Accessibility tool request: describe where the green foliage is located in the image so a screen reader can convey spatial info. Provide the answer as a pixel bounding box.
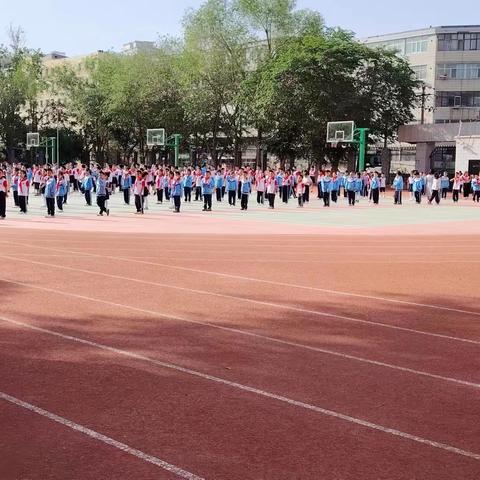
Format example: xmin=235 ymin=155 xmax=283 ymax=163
xmin=1 ymin=4 xmax=419 ymax=167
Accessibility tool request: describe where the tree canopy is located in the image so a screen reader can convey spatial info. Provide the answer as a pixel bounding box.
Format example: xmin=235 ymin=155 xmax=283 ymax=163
xmin=0 ymin=1 xmax=419 ymax=166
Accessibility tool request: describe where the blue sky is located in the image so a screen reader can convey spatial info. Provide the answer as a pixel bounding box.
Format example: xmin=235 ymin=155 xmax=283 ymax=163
xmin=0 ymin=0 xmax=478 ymax=56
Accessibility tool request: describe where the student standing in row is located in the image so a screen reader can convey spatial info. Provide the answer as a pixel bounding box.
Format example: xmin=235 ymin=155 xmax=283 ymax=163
xmin=321 ymin=171 xmax=332 ymax=207
xmin=121 ymin=169 xmax=132 ymax=205
xmin=82 ymin=170 xmax=94 ymax=206
xmin=170 ymin=171 xmax=183 ymax=213
xmin=413 ymin=173 xmax=424 ymax=204
xmin=440 ymin=172 xmax=450 ymax=199
xmin=428 ymin=173 xmax=441 ymax=205
xmin=472 ymin=175 xmax=480 ymax=202
xmin=265 ymin=170 xmax=277 ymax=209
xmin=183 ymin=169 xmax=193 ymax=203
xmin=0 ymin=169 xmax=8 ymax=219
xmin=393 ymin=172 xmax=404 ymax=205
xmin=370 ymin=172 xmax=380 ymax=205
xmin=44 ymin=169 xmax=56 ymax=217
xmin=96 ymin=171 xmax=110 ymax=216
xmin=240 ymin=173 xmax=252 ymax=211
xmin=345 ymin=173 xmax=356 ymax=206
xmin=226 ymin=171 xmax=237 ymax=206
xmin=56 ymin=172 xmax=67 ymax=212
xmin=202 ymin=171 xmax=214 ymax=211
xmin=452 ymin=174 xmax=462 ymax=203
xmin=17 ymin=170 xmax=29 ymax=214
xmin=134 ymin=172 xmax=146 ymax=214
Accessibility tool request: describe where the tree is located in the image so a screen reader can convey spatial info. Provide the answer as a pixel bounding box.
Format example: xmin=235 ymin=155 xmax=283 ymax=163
xmin=244 ymin=33 xmax=418 ymax=168
xmin=179 ymin=0 xmax=253 ymax=165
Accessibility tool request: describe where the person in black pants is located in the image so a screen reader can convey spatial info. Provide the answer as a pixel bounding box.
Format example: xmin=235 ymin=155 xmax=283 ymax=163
xmin=0 ymin=169 xmax=7 ymax=219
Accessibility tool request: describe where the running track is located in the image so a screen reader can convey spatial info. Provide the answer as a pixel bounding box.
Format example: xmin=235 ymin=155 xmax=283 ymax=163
xmin=0 ymin=229 xmax=479 ymax=479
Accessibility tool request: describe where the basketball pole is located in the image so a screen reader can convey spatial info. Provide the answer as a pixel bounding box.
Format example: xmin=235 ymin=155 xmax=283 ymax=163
xmin=355 ymin=128 xmax=369 ymax=172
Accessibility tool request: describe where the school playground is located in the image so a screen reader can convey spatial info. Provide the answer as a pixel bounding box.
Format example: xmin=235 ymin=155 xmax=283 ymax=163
xmin=0 ymin=192 xmax=479 ymax=480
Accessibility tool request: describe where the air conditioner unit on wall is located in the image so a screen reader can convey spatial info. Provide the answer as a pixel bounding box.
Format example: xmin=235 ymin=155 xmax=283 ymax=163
xmin=439 ymin=74 xmax=448 ymax=80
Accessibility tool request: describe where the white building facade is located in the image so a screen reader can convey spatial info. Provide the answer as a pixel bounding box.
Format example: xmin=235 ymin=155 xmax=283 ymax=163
xmin=364 ymin=26 xmax=480 ymax=173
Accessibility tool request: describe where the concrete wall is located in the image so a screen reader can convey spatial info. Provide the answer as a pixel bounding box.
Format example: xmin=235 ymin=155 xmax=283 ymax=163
xmin=456 ymin=135 xmax=480 ymax=172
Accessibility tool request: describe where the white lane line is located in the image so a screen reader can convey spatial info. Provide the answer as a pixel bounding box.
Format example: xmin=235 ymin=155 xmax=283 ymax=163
xmin=1 ymin=254 xmax=479 ymax=348
xmin=1 ymin=299 xmax=479 ymax=393
xmin=0 ymin=391 xmax=204 ymax=480
xmin=1 ymin=239 xmax=477 ymax=317
xmin=1 ymin=318 xmax=480 ymax=463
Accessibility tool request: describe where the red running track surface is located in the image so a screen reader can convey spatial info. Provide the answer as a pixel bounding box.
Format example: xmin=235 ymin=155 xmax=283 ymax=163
xmin=0 ymin=230 xmax=479 ymax=480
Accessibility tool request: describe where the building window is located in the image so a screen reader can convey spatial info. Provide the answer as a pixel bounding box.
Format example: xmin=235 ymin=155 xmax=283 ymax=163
xmin=411 ymin=65 xmax=428 ymax=80
xmin=438 ymin=33 xmax=480 ymax=51
xmin=436 ymin=91 xmax=480 ymax=107
xmin=437 ymin=63 xmax=480 ymax=80
xmin=369 ymin=39 xmax=406 ymax=55
xmin=406 ymin=36 xmax=429 ymax=54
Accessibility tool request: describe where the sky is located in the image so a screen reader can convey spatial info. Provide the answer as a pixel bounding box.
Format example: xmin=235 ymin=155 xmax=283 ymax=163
xmin=0 ymin=0 xmax=478 ymax=56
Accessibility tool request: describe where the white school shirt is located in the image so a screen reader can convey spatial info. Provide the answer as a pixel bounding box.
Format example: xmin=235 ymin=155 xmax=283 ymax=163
xmin=257 ymin=177 xmax=265 ymax=191
xmin=380 ymin=177 xmax=386 ymax=188
xmin=432 ymin=178 xmax=440 ymax=191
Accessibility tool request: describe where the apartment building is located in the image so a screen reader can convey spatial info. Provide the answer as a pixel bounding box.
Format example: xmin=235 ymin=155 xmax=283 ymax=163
xmin=364 ymin=26 xmax=480 ymax=173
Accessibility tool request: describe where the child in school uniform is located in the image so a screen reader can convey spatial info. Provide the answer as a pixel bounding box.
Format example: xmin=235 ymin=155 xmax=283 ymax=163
xmin=451 ymin=174 xmax=462 ymax=203
xmin=440 ymin=172 xmax=450 ymax=199
xmin=370 ymin=172 xmax=380 ymax=205
xmin=296 ymin=174 xmax=305 ymax=207
xmin=226 ymin=171 xmax=238 ymax=206
xmin=392 ymin=172 xmax=404 ymax=205
xmin=330 ymin=173 xmax=339 ymax=203
xmin=96 ymin=171 xmax=110 ymax=216
xmin=202 ymin=170 xmax=215 ymax=211
xmin=183 ymin=169 xmax=193 ymax=202
xmin=17 ymin=170 xmax=30 ymax=214
xmin=240 ymin=173 xmax=252 ymax=211
xmin=412 ymin=173 xmax=424 ymax=204
xmin=265 ymin=170 xmax=277 ymax=209
xmin=0 ymin=168 xmax=8 ymax=219
xmin=345 ymin=173 xmax=356 ymax=206
xmin=56 ymin=172 xmax=67 ymax=212
xmin=82 ymin=170 xmax=94 ymax=206
xmin=321 ymin=171 xmax=332 ymax=207
xmin=171 ymin=171 xmax=183 ymax=213
xmin=256 ymin=172 xmax=265 ymax=205
xmin=121 ymin=168 xmax=132 ymax=205
xmin=44 ymin=169 xmax=56 ymax=217
xmin=133 ymin=172 xmax=146 ymax=214
xmin=472 ymin=175 xmax=480 ymax=203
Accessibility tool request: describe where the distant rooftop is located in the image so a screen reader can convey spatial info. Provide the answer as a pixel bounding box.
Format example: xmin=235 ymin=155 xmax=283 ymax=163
xmin=363 ymin=25 xmax=480 ymax=43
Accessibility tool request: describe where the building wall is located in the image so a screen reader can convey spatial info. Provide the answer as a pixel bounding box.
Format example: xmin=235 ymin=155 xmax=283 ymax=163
xmin=455 ymin=135 xmax=480 ymax=172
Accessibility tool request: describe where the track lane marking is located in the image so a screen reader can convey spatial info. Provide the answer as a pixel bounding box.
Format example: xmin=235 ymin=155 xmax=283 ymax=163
xmin=0 ymin=391 xmax=204 ymax=480
xmin=1 ymin=239 xmax=478 ymax=317
xmin=1 ymin=315 xmax=480 ymax=463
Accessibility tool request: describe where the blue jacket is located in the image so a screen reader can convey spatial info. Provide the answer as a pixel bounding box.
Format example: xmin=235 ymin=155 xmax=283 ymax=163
xmin=45 ymin=177 xmax=57 ymax=198
xmin=83 ymin=176 xmax=93 ymax=192
xmin=121 ymin=175 xmax=132 ymax=189
xmin=440 ymin=176 xmax=450 ymax=189
xmin=97 ymin=178 xmax=107 ymax=196
xmin=413 ymin=178 xmax=424 ymax=192
xmin=183 ymin=175 xmax=193 ymax=188
xmin=56 ymin=180 xmax=67 ymax=197
xmin=354 ymin=179 xmax=363 ymax=192
xmin=214 ymin=175 xmax=224 ymax=188
xmin=345 ymin=177 xmax=356 ymax=191
xmin=392 ymin=176 xmax=404 ymax=191
xmin=276 ymin=175 xmax=283 ymax=187
xmin=370 ymin=178 xmax=380 ymax=189
xmin=171 ymin=180 xmax=183 ymax=197
xmin=241 ymin=179 xmax=252 ymax=194
xmin=321 ymin=177 xmax=332 ymax=193
xmin=226 ymin=176 xmax=238 ymax=191
xmin=202 ymin=177 xmax=215 ymax=195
